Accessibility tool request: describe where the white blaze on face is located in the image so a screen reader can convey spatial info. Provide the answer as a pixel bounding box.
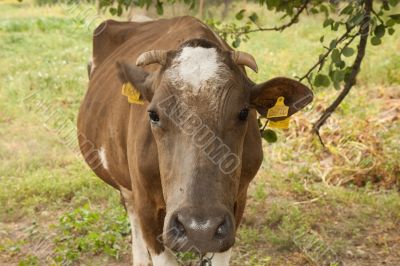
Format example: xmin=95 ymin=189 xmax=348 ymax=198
xmin=98 ymin=146 xmax=108 ymax=170
xmin=177 ymin=47 xmax=220 ymax=89
xmin=167 ymin=46 xmax=229 ymax=96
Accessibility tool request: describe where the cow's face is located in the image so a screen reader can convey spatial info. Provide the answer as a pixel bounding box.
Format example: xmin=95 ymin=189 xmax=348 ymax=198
xmin=118 ymin=39 xmax=312 ymax=254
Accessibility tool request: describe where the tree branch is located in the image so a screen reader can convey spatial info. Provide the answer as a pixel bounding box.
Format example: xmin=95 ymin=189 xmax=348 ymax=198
xmin=371 ymin=8 xmax=385 ymax=24
xmin=298 ymin=24 xmax=357 ymax=82
xmin=313 ymin=0 xmax=373 ymax=136
xmin=238 ymin=0 xmax=310 ymax=35
xmin=342 ymin=33 xmax=359 ymax=49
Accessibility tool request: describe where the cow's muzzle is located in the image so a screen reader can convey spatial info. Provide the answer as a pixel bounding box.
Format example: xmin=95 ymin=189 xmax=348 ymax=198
xmin=164 ymin=207 xmax=235 ymax=253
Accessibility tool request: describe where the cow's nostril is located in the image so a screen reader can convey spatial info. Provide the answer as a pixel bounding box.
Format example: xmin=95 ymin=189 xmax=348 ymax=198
xmin=173 ymin=216 xmax=186 ymax=238
xmin=166 ymin=210 xmax=235 ymax=253
xmin=215 ymin=218 xmax=229 ymax=239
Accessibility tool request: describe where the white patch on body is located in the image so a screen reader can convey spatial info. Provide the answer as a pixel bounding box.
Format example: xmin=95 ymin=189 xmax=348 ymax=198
xmin=98 ymin=146 xmax=108 ymax=170
xmin=120 ymin=188 xmax=151 ymax=266
xmin=207 ymin=248 xmax=232 ymax=266
xmin=89 ymin=57 xmax=97 ymax=77
xmin=151 ymin=249 xmax=179 ymax=266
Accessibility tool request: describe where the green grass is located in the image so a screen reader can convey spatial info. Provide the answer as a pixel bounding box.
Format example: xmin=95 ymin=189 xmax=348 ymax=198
xmin=1 ymin=1 xmax=400 ymax=265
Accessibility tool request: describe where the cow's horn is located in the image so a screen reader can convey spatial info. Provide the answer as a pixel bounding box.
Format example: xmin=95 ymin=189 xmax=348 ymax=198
xmin=136 ymin=50 xmax=167 ymax=66
xmin=231 ymin=51 xmax=258 ymax=73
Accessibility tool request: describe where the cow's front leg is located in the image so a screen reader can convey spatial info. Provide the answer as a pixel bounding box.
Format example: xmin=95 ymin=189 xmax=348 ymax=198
xmin=206 ymin=248 xmax=232 ymax=266
xmin=121 ymin=188 xmax=152 ymax=266
xmin=121 ymin=187 xmax=179 ymax=266
xmin=126 ymin=207 xmax=152 ymax=265
xmin=150 ymin=248 xmax=179 ymax=266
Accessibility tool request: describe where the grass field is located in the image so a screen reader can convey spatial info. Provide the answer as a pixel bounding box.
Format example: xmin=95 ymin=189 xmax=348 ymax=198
xmin=0 ymin=1 xmax=399 ymax=265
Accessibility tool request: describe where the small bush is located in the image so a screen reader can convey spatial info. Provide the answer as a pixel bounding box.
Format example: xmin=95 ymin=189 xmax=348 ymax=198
xmin=53 ymin=204 xmax=130 ymax=265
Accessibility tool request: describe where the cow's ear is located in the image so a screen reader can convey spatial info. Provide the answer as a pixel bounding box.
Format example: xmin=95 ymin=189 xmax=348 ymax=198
xmin=116 ymin=61 xmax=155 ymax=101
xmin=250 ymin=77 xmax=313 ymax=120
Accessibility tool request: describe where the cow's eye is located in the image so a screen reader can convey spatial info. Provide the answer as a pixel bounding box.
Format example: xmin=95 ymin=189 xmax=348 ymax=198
xmin=148 ymin=110 xmax=160 ymax=123
xmin=238 ymin=108 xmax=249 ymax=121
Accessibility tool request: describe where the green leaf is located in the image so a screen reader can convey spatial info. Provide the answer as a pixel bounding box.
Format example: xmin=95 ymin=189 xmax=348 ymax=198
xmin=343 ymin=66 xmax=353 ymax=83
xmin=249 ymin=12 xmax=259 ymax=23
xmin=389 ymin=0 xmax=399 ymax=7
xmin=333 ymin=81 xmax=341 ymax=90
xmin=329 ymin=39 xmax=337 ymax=49
xmin=370 ymin=36 xmax=382 ymax=46
xmin=374 ymin=24 xmax=385 ymax=38
xmin=319 ymin=4 xmax=329 ymax=16
xmin=145 ymin=0 xmax=152 ymax=9
xmin=331 ymin=48 xmax=341 ymax=63
xmin=310 ymin=7 xmax=319 ymax=14
xmin=347 ymin=10 xmax=364 ymax=27
xmin=156 ymin=1 xmax=163 ymax=15
xmin=323 ymin=18 xmax=334 ymax=28
xmin=235 ymin=9 xmax=246 ymax=20
xmin=340 ymin=4 xmax=353 ymax=15
xmin=388 ymin=28 xmax=395 ymax=35
xmin=232 ymin=38 xmax=241 ymax=48
xmin=117 ymin=5 xmax=123 ymax=16
xmin=389 ymin=14 xmax=400 ymax=23
xmin=266 ymin=0 xmax=279 ymax=10
xmin=342 ymin=47 xmax=354 ymax=57
xmin=333 ymin=70 xmax=345 ymax=83
xmin=335 ymin=60 xmax=345 ymax=69
xmin=383 ymin=1 xmax=390 ymax=10
xmin=386 ymin=19 xmax=395 ymax=27
xmin=109 ymin=7 xmax=117 ymax=16
xmin=320 ymin=35 xmax=325 ymax=43
xmin=314 ymin=74 xmax=330 ymax=87
xmin=331 ymin=22 xmax=340 ymax=31
xmin=261 ymin=129 xmax=278 ymax=143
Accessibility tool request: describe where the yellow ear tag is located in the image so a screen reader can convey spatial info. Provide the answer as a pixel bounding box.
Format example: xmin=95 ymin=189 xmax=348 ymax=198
xmin=122 ymin=82 xmax=144 ymax=105
xmin=266 ymin=96 xmax=289 ymax=118
xmin=267 ymin=117 xmax=290 ymax=129
xmin=266 ymin=96 xmax=290 ymax=129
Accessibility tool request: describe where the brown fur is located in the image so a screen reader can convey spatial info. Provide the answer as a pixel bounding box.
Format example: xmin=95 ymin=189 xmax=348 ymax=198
xmin=77 ymin=16 xmax=313 ymax=257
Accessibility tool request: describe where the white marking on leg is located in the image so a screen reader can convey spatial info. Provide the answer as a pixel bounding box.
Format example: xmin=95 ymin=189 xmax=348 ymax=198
xmin=151 ymin=249 xmax=179 ymax=266
xmin=98 ymin=146 xmax=108 ymax=170
xmin=208 ymin=248 xmax=232 ymax=266
xmin=127 ymin=210 xmax=150 ymax=265
xmin=121 ymin=188 xmax=151 ymax=266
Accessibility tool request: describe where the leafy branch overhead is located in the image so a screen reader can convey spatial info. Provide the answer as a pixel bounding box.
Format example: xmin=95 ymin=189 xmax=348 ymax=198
xmin=99 ymin=0 xmax=196 ymax=16
xmin=101 ymin=0 xmax=400 ymax=143
xmin=220 ymin=0 xmax=399 ymax=143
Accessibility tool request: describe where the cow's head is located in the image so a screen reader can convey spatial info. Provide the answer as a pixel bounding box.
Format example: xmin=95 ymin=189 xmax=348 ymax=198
xmin=118 ymin=39 xmax=312 ymax=254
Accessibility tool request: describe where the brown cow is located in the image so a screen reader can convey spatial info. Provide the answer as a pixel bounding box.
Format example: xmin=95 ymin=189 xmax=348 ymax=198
xmin=78 ymin=16 xmax=313 ymax=266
